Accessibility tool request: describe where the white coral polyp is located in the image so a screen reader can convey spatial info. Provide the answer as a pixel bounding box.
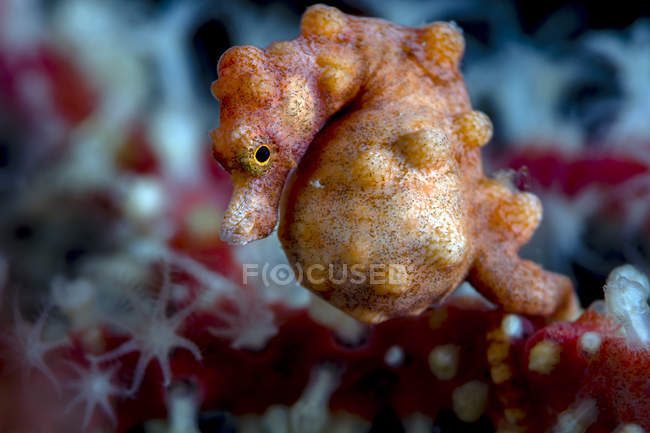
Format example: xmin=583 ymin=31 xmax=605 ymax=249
xmin=208 ymin=292 xmax=277 ymax=350
xmin=96 ymin=264 xmax=201 ymax=393
xmin=66 ymin=361 xmax=123 ymax=430
xmin=604 ymin=264 xmax=650 ymax=345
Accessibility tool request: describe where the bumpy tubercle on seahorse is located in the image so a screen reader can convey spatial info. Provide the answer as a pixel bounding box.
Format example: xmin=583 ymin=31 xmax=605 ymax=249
xmin=210 ymin=4 xmax=580 ymax=323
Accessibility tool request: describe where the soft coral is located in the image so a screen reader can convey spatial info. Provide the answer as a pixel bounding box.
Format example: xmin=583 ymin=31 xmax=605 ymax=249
xmin=96 ymin=263 xmax=201 ymax=393
xmin=3 ymin=301 xmax=68 ymax=391
xmin=65 ymin=359 xmax=124 ymax=429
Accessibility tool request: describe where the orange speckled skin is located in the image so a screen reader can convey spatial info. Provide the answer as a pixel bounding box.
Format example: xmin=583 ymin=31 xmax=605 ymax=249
xmin=211 ymin=5 xmax=579 ymax=323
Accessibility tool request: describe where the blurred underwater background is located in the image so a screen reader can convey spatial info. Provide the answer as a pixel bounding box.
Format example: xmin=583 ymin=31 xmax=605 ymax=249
xmin=1 ymin=0 xmax=649 ymax=432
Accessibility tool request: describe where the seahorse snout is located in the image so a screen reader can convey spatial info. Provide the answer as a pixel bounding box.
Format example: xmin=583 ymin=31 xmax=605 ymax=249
xmin=220 ymin=181 xmax=280 ymax=246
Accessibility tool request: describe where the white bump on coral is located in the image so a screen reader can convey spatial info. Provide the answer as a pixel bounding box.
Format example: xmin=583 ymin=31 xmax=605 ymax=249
xmin=452 ymin=380 xmax=489 ymax=422
xmin=552 ymin=399 xmax=598 ymax=433
xmin=501 ymin=314 xmax=524 ymax=339
xmin=124 ymin=177 xmax=167 ymax=223
xmin=66 ymin=360 xmax=123 ymax=430
xmin=615 ymin=424 xmax=646 ymax=433
xmin=579 ymin=331 xmax=602 ymax=356
xmin=528 ymin=340 xmax=561 ymax=374
xmin=604 ymin=264 xmax=650 ymax=344
xmin=289 ymin=365 xmax=341 ymax=433
xmin=384 ymin=345 xmax=405 ymax=367
xmin=428 ymin=344 xmax=460 ymax=380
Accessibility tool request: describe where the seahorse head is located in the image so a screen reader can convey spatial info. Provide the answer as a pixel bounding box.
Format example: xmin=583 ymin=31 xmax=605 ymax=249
xmin=210 ymin=44 xmax=321 ymax=245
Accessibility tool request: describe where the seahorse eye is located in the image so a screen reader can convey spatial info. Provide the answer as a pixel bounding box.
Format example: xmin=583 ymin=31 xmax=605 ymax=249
xmin=254 ymin=145 xmax=271 ymax=165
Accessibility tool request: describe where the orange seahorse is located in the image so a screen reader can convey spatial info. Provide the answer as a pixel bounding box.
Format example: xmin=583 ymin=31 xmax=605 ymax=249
xmin=210 ymin=4 xmax=580 ymax=323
